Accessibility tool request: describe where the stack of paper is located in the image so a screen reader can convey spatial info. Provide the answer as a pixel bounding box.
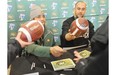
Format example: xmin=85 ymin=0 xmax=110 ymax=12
xmin=51 ymin=58 xmax=76 ymax=71
xmin=79 ymin=50 xmax=91 ymax=58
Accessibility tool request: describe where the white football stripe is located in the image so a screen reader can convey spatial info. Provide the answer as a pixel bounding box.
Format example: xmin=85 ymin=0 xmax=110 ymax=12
xmin=25 ymin=20 xmax=37 ymax=27
xmin=37 ymin=20 xmax=44 ymax=30
xmin=76 ymin=19 xmax=88 ymax=30
xmin=18 ymin=28 xmax=32 ymax=42
xmin=71 ymin=28 xmax=79 ymax=35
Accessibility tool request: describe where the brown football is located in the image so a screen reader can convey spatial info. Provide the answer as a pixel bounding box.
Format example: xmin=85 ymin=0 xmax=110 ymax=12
xmin=18 ymin=20 xmax=44 ymax=42
xmin=70 ymin=17 xmax=89 ymax=37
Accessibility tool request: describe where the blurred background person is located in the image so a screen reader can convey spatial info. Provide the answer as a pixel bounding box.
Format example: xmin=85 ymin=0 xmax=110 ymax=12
xmin=73 ymin=16 xmax=108 ymax=75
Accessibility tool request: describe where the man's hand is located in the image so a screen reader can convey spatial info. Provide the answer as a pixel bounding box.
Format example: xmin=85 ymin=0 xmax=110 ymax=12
xmin=73 ymin=51 xmax=82 ymax=63
xmin=15 ymin=32 xmax=33 ymax=48
xmin=65 ymin=32 xmax=76 ymax=41
xmin=50 ymin=46 xmax=66 ymax=57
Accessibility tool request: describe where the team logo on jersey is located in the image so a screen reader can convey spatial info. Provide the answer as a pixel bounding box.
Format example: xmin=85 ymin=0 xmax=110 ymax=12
xmin=54 ymin=36 xmax=59 ymax=43
xmin=46 ymin=39 xmax=50 ymax=42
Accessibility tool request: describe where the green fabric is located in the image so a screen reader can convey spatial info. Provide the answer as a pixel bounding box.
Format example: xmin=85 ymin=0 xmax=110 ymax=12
xmin=24 ymin=26 xmax=55 ymax=57
xmin=43 ymin=29 xmax=54 ymax=46
xmin=25 ymin=44 xmax=51 ymax=57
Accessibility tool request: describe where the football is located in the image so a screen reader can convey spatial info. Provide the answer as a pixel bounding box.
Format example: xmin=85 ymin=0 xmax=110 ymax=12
xmin=18 ymin=20 xmax=44 ymax=42
xmin=70 ymin=18 xmax=89 ymax=37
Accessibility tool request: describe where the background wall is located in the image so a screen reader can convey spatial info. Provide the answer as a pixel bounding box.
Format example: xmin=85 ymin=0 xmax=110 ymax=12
xmin=8 ymin=0 xmax=108 ymax=43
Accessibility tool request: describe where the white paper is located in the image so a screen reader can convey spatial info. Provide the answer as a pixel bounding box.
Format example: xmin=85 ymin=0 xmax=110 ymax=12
xmin=23 ymin=72 xmax=39 ymax=75
xmin=63 ymin=44 xmax=87 ymax=51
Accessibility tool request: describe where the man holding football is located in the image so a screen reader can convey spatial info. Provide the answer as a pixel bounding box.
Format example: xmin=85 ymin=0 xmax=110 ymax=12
xmin=24 ymin=4 xmax=66 ymax=57
xmin=61 ymin=1 xmax=94 ymax=47
xmin=8 ymin=4 xmax=66 ymax=68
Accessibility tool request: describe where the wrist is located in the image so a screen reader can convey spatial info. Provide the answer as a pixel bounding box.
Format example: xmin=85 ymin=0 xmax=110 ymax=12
xmin=50 ymin=47 xmax=53 ymax=54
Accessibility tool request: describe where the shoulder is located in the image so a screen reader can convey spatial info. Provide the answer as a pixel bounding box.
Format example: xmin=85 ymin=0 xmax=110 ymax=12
xmin=63 ymin=16 xmax=75 ymax=23
xmin=87 ymin=20 xmax=93 ymax=25
xmin=87 ymin=20 xmax=94 ymax=28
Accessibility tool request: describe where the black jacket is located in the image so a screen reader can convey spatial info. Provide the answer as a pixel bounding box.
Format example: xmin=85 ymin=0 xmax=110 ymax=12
xmin=75 ymin=16 xmax=109 ymax=75
xmin=8 ymin=39 xmax=22 ymax=67
xmin=61 ymin=16 xmax=94 ymax=47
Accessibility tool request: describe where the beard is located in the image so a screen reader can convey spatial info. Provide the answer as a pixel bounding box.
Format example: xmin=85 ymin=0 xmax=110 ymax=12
xmin=77 ymin=14 xmax=84 ymax=18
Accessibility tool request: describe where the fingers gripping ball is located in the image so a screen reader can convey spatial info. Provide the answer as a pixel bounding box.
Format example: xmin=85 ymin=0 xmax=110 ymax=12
xmin=18 ymin=20 xmax=44 ymax=42
xmin=70 ymin=18 xmax=89 ymax=37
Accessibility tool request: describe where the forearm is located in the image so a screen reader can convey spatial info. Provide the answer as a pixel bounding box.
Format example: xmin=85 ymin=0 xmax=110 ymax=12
xmin=25 ymin=44 xmax=51 ymax=57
